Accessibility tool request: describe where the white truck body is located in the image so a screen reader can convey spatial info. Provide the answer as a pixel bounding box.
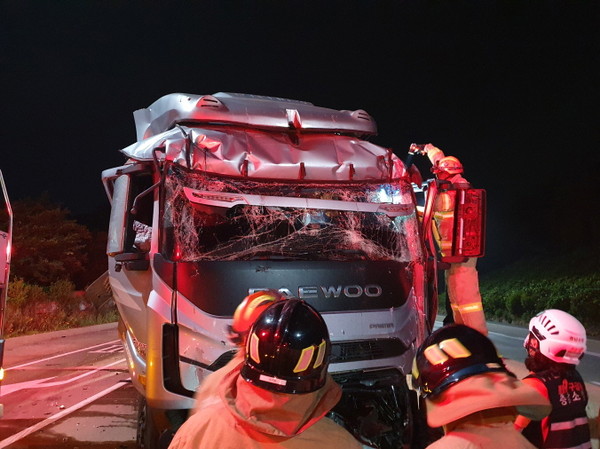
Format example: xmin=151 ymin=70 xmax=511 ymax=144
xmin=102 ymin=93 xmax=442 ymax=449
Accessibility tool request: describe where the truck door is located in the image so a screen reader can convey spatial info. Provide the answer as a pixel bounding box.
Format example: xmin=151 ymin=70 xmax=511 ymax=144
xmin=103 ymin=164 xmax=155 ymax=355
xmin=0 ymin=170 xmax=13 ymax=417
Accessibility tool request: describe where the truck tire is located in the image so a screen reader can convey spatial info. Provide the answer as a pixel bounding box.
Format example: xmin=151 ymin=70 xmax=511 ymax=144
xmin=136 ymin=394 xmax=160 ymax=449
xmin=136 ymin=394 xmax=183 ymax=449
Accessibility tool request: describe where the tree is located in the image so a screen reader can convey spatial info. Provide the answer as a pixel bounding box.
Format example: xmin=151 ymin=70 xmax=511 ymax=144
xmin=3 ymin=196 xmax=91 ymax=286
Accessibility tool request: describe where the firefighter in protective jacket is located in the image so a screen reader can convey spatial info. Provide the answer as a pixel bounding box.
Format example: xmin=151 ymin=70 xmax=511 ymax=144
xmin=414 ymin=143 xmax=488 ymax=335
xmin=515 ymin=309 xmax=591 ymax=449
xmin=169 ymin=299 xmax=362 ymax=449
xmin=411 ymin=324 xmax=550 ymax=449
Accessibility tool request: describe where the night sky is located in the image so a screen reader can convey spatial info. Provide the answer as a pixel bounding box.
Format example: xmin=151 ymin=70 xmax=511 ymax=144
xmin=1 ymin=1 xmax=598 ymax=272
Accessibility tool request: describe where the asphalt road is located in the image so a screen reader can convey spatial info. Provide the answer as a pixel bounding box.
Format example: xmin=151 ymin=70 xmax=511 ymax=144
xmin=0 ymin=323 xmax=138 ymax=449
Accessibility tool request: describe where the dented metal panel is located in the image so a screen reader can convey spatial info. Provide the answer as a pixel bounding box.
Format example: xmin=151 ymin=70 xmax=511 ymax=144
xmin=121 ymin=125 xmax=406 ymax=182
xmin=133 ymin=92 xmax=377 ymax=141
xmin=120 ymin=93 xmax=409 ymax=182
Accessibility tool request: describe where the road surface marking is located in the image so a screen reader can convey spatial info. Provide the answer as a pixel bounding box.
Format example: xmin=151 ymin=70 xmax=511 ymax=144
xmin=0 ymin=376 xmax=57 ymax=396
xmin=90 ymin=344 xmax=124 ymax=354
xmin=6 ymin=339 xmax=120 ymax=370
xmin=488 ymin=331 xmax=524 ymax=341
xmin=1 ymin=358 xmax=125 ymax=396
xmin=0 ymin=379 xmax=129 ymax=448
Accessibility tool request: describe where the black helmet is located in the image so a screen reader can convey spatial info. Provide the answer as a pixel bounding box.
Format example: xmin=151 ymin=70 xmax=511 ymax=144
xmin=241 ymin=298 xmax=331 ymax=394
xmin=412 ymin=324 xmax=509 ymax=398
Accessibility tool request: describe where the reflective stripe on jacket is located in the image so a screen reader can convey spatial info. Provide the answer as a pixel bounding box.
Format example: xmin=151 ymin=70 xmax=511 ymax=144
xmin=522 ymin=369 xmax=591 ymax=449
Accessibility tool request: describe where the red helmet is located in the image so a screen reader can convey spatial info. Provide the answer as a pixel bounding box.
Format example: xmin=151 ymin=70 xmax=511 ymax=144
xmin=432 ymin=156 xmax=463 ymax=175
xmin=241 ymin=298 xmax=331 ymax=394
xmin=412 ymin=324 xmax=509 ymax=398
xmin=228 ymin=290 xmax=285 ymax=345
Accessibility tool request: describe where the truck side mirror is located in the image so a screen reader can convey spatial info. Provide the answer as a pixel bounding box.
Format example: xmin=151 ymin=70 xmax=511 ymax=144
xmin=107 ymin=175 xmax=130 ymax=256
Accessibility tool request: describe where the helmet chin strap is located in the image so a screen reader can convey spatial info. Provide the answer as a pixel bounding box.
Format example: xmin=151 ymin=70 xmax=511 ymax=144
xmin=525 ymin=352 xmax=553 ymax=372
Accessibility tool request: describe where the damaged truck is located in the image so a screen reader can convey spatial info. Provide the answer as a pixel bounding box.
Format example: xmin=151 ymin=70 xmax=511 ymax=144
xmin=102 ymin=92 xmax=485 ymax=449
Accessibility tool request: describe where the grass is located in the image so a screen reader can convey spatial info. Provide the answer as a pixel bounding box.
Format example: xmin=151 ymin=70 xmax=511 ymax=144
xmin=479 ymin=248 xmax=600 ymax=336
xmin=3 ymin=277 xmax=118 ymax=338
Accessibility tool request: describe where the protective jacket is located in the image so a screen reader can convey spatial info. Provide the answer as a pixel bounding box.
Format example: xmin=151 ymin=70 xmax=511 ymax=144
xmin=522 ymin=369 xmax=591 ymax=449
xmin=427 ymin=421 xmax=537 ymax=449
xmin=169 ymin=364 xmax=362 ymax=449
xmin=445 ymin=257 xmax=487 ymax=335
xmin=425 ymin=146 xmax=487 ymax=335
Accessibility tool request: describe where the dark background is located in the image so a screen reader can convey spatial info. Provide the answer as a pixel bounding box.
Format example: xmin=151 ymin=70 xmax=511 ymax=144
xmin=1 ymin=1 xmax=598 ymax=273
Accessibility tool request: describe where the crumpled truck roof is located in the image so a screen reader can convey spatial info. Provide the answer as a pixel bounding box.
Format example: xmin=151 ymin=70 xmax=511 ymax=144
xmin=122 ymin=93 xmax=407 ymax=182
xmin=133 ymin=92 xmax=377 ymax=141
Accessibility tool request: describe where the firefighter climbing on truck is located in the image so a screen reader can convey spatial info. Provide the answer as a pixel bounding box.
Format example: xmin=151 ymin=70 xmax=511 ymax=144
xmin=410 ymin=143 xmax=488 ymax=336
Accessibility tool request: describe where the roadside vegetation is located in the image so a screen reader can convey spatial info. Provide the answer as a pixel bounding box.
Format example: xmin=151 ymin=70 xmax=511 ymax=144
xmin=1 ymin=196 xmax=113 ymax=337
xmin=479 ymin=248 xmax=600 ymax=336
xmin=5 ymin=277 xmax=117 ymax=337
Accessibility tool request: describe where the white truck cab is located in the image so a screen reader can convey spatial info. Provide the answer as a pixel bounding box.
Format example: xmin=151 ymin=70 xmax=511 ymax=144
xmin=102 ymin=93 xmax=485 ymax=449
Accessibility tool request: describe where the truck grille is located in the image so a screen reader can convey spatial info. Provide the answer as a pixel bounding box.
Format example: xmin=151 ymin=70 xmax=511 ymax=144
xmin=183 ymin=339 xmax=408 ymax=372
xmin=330 ymin=338 xmax=408 ymax=364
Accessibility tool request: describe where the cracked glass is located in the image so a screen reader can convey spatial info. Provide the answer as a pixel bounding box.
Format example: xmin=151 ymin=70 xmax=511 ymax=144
xmin=161 ymin=165 xmax=423 ymax=263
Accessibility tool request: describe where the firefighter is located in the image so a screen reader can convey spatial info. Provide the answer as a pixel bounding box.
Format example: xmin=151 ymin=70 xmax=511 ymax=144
xmin=411 ymin=324 xmax=551 ymax=449
xmin=169 ymin=298 xmax=362 ymax=449
xmin=412 ymin=143 xmax=488 ymax=335
xmin=191 ymin=290 xmax=285 ymax=414
xmin=515 ymin=309 xmax=592 ymax=449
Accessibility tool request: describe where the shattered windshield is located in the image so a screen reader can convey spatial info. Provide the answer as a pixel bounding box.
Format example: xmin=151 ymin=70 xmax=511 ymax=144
xmin=161 ymin=165 xmax=422 ymax=262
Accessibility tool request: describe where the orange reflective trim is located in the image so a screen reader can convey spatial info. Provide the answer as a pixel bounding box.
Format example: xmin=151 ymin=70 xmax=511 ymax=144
xmin=457 ymin=302 xmax=484 ymax=313
xmin=249 ymin=333 xmax=261 ymax=364
xmin=433 ymin=210 xmax=454 ymax=219
xmin=411 ymin=357 xmax=420 ymax=379
xmin=293 ymin=346 xmax=315 ymax=373
xmin=423 ymin=344 xmax=449 ymax=365
xmin=439 ymin=338 xmax=472 ymax=359
xmin=314 ymin=339 xmax=326 ymax=369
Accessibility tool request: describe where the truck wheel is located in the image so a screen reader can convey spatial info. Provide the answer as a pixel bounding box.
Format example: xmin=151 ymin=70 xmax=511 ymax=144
xmin=136 ymin=395 xmax=174 ymax=449
xmin=136 ymin=394 xmax=187 ymax=449
xmin=136 ymin=394 xmax=160 ymax=449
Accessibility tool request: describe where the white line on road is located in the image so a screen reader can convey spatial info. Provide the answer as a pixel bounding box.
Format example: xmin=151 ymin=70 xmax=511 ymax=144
xmin=90 ymin=344 xmax=124 ymax=353
xmin=0 ymin=379 xmax=130 ymax=448
xmin=6 ymin=339 xmax=121 ymax=371
xmin=0 ymin=358 xmax=126 ymax=396
xmin=488 ymin=331 xmax=524 ymax=341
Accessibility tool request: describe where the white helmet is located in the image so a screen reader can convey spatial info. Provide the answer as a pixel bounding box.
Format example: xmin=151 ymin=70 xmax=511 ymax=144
xmin=525 ymin=309 xmax=586 ymax=365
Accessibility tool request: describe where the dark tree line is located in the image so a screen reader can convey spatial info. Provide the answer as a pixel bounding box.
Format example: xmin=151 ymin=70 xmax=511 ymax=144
xmin=0 ymin=196 xmax=107 ymax=289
